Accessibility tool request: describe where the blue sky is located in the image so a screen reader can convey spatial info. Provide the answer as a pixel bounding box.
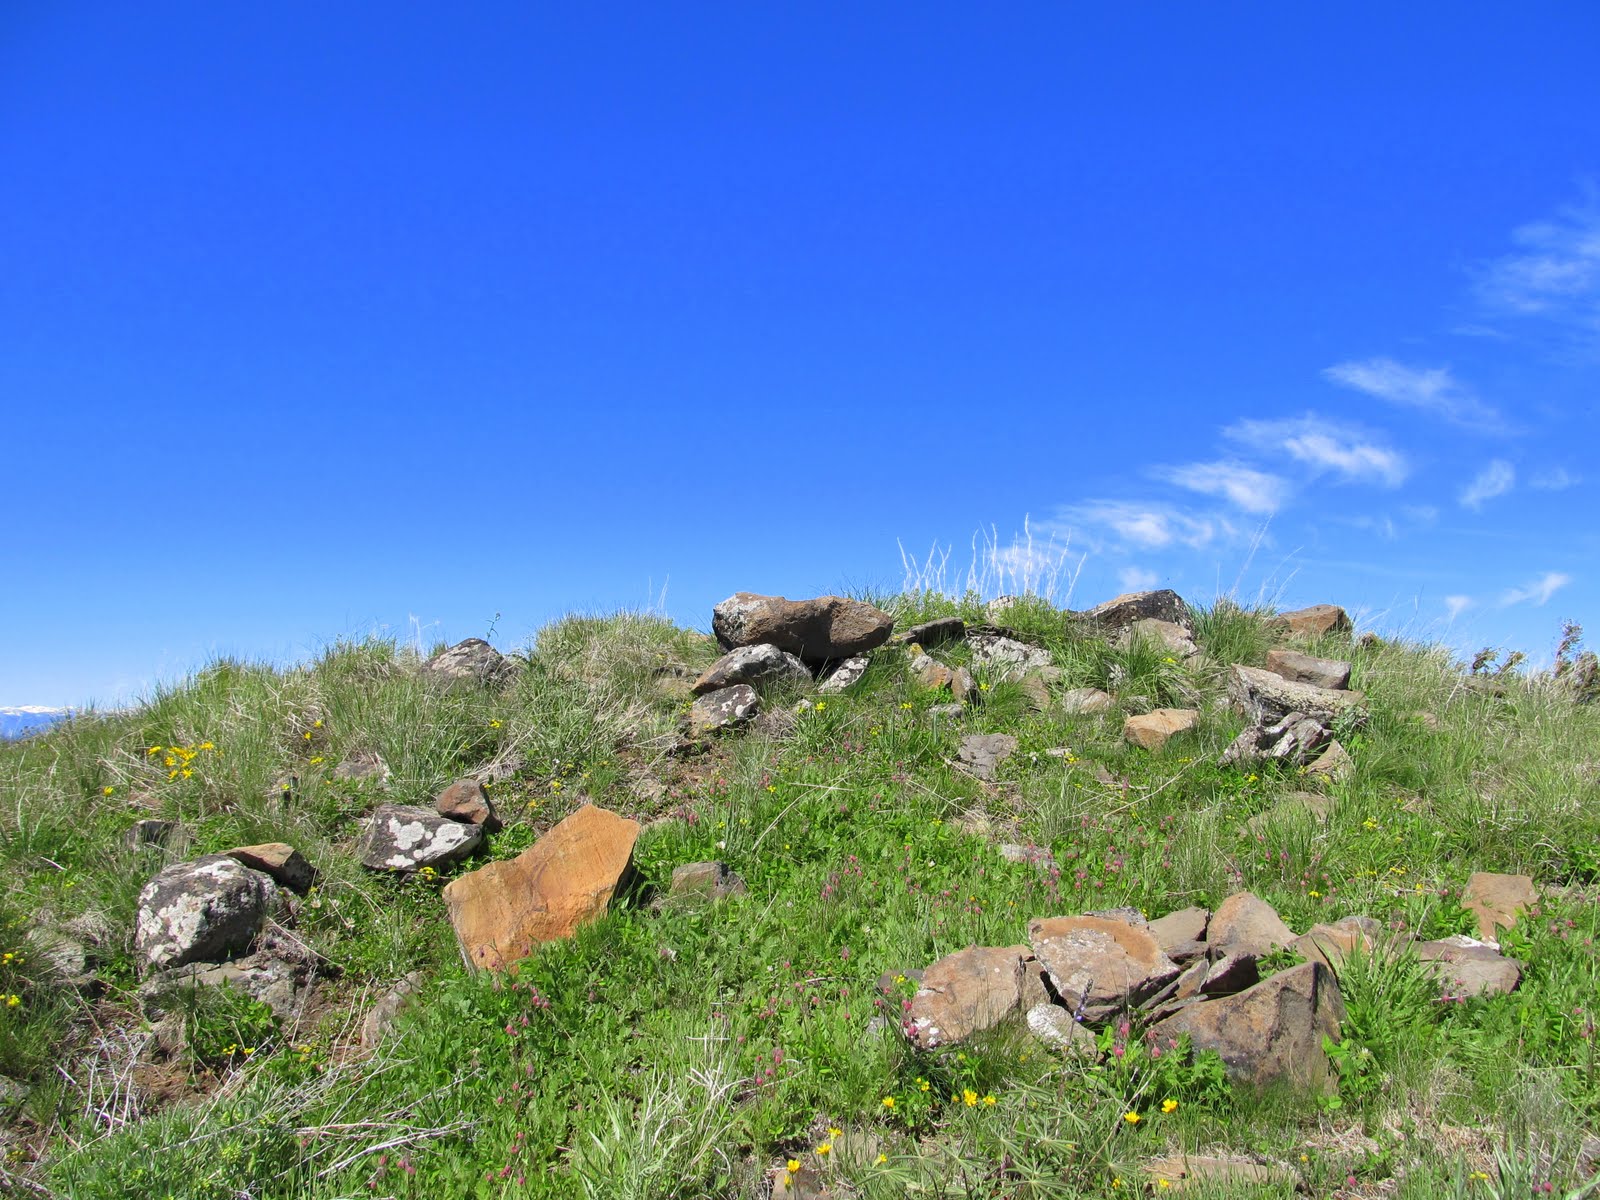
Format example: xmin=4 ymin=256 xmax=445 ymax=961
xmin=3 ymin=4 xmax=1597 ymax=707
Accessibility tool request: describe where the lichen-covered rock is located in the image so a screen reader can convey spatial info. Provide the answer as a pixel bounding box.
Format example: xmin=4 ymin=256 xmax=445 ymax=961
xmin=1083 ymin=589 xmax=1192 ymax=631
xmin=967 ymin=632 xmax=1054 ymax=679
xmin=691 ymin=644 xmax=811 ymax=695
xmin=423 ymin=638 xmax=516 ymax=687
xmin=357 ymin=805 xmax=483 ymax=871
xmin=818 ymin=654 xmax=871 ymax=693
xmin=686 ymin=684 xmax=760 ymax=736
xmin=135 ymin=855 xmax=280 ymax=972
xmin=712 ymin=593 xmax=893 ymax=662
xmin=1229 ymin=665 xmax=1366 ymax=726
xmin=1060 ymin=687 xmax=1113 ymax=715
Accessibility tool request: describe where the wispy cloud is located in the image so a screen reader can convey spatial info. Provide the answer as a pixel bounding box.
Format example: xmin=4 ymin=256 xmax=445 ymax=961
xmin=1530 ymin=466 xmax=1581 ymax=491
xmin=1459 ymin=459 xmax=1516 ymax=510
xmin=1476 ymin=205 xmax=1600 ymax=319
xmin=1056 ymin=501 xmax=1236 ymax=551
xmin=1322 ymin=358 xmax=1503 ymax=431
xmin=1225 ymin=414 xmax=1408 ymax=486
xmin=1118 ymin=566 xmax=1158 ymax=592
xmin=1444 ymin=595 xmax=1473 ymax=621
xmin=1155 ymin=461 xmax=1289 ymax=514
xmin=1500 ymin=571 xmax=1572 ymax=607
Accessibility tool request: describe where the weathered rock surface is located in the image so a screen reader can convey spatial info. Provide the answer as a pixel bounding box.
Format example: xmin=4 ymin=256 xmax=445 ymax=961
xmin=1149 ymin=962 xmax=1346 ymax=1092
xmin=1271 ymin=604 xmax=1352 ymax=639
xmin=1084 ymin=589 xmax=1191 ymax=631
xmin=1417 ymin=938 xmax=1523 ymax=997
xmin=691 ymin=644 xmax=811 ymax=695
xmin=957 ymin=733 xmax=1018 ymax=780
xmin=1060 ymin=687 xmax=1113 ymax=715
xmin=1123 ymin=708 xmax=1199 ymax=750
xmin=1207 ymin=892 xmax=1295 ymax=959
xmin=223 ymin=843 xmax=316 ymax=894
xmin=1026 ymin=1003 xmax=1100 ymax=1055
xmin=1229 ymin=664 xmax=1366 ymax=725
xmin=1118 ymin=618 xmax=1200 ymax=658
xmin=817 ymin=655 xmax=870 ymax=694
xmin=711 ymin=593 xmax=893 ymax=662
xmin=135 ymin=856 xmax=280 ymax=972
xmin=357 ymin=805 xmax=483 ymax=871
xmin=1143 ymin=1155 xmax=1295 ymax=1193
xmin=1240 ymin=792 xmax=1332 ymax=836
xmin=904 ymin=945 xmax=1025 ymax=1049
xmin=442 ymin=804 xmax=639 ymax=971
xmin=1265 ymin=648 xmax=1352 ymax=691
xmin=1461 ymin=871 xmax=1540 ymax=941
xmin=1304 ymin=738 xmax=1354 ymax=781
xmin=127 ymin=819 xmax=179 ymax=849
xmin=686 ymin=684 xmax=761 ymax=737
xmin=333 ymin=749 xmax=391 ymax=784
xmin=424 ymin=638 xmax=516 ymax=687
xmin=361 ymin=971 xmax=423 ymax=1047
xmin=909 ymin=653 xmax=977 ymax=702
xmin=435 ymin=778 xmax=501 ymax=832
xmin=1027 ymin=915 xmax=1180 ymax=1016
xmin=1220 ymin=711 xmax=1331 ymax=768
xmin=1148 ymin=907 xmax=1210 ymax=964
xmin=1290 ymin=923 xmax=1373 ymax=969
xmin=967 ymin=632 xmax=1054 ymax=679
xmin=897 ymin=618 xmax=965 ymax=647
xmin=144 ymin=949 xmax=308 ymax=1020
xmin=670 ymin=860 xmax=747 ymax=900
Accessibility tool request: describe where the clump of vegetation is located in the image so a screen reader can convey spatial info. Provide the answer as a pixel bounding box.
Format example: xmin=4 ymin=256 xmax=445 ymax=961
xmin=1 ymin=594 xmax=1598 ymax=1197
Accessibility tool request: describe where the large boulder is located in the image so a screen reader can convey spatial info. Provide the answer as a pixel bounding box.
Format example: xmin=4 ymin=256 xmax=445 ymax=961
xmin=357 ymin=805 xmax=483 ymax=871
xmin=1083 ymin=590 xmax=1192 ymax=632
xmin=1270 ymin=604 xmax=1352 ymax=639
xmin=1123 ymin=708 xmax=1199 ymax=750
xmin=1264 ymin=649 xmax=1352 ymax=691
xmin=904 ymin=945 xmax=1026 ymax=1049
xmin=442 ymin=804 xmax=639 ymax=971
xmin=1229 ymin=665 xmax=1365 ymax=726
xmin=691 ymin=644 xmax=811 ymax=695
xmin=424 ymin=638 xmax=516 ymax=687
xmin=1027 ymin=915 xmax=1181 ymax=1018
xmin=135 ymin=855 xmax=280 ymax=972
xmin=686 ymin=684 xmax=760 ymax=736
xmin=711 ymin=593 xmax=893 ymax=663
xmin=1149 ymin=962 xmax=1346 ymax=1092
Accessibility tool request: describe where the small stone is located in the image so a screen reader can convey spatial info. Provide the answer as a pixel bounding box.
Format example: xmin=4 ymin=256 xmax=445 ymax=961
xmin=333 ymin=749 xmax=391 ymax=784
xmin=998 ymin=843 xmax=1059 ymax=872
xmin=967 ymin=632 xmax=1054 ymax=679
xmin=357 ymin=805 xmax=483 ymax=872
xmin=1174 ymin=959 xmax=1208 ymax=1000
xmin=1122 ymin=708 xmax=1199 ymax=751
xmin=1290 ymin=923 xmax=1373 ymax=969
xmin=361 ymin=971 xmax=423 ymax=1047
xmin=1461 ymin=871 xmax=1541 ymax=941
xmin=691 ymin=644 xmax=810 ymax=695
xmin=1026 ymin=1003 xmax=1100 ymax=1055
xmin=818 ymin=655 xmax=870 ymax=693
xmin=957 ymin=733 xmax=1018 ymax=780
xmin=1239 ymin=792 xmax=1332 ymax=836
xmin=926 ymin=703 xmax=966 ymax=721
xmin=670 ymin=861 xmax=747 ymax=900
xmin=1143 ymin=1155 xmax=1295 ymax=1193
xmin=127 ymin=819 xmax=179 ymax=849
xmin=1016 ymin=673 xmax=1051 ymax=711
xmin=223 ymin=843 xmax=316 ymax=894
xmin=1060 ymin=687 xmax=1113 ymax=715
xmin=1265 ymin=648 xmax=1352 ymax=690
xmin=1415 ymin=940 xmax=1523 ymax=997
xmin=435 ymin=778 xmax=502 ymax=832
xmin=686 ymin=684 xmax=760 ymax=737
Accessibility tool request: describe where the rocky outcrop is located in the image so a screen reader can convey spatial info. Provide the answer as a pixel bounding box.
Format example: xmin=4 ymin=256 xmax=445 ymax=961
xmin=1264 ymin=649 xmax=1352 ymax=691
xmin=1028 ymin=914 xmax=1180 ymax=1017
xmin=357 ymin=805 xmax=483 ymax=871
xmin=712 ymin=593 xmax=893 ymax=663
xmin=1220 ymin=711 xmax=1332 ymax=768
xmin=1229 ymin=665 xmax=1365 ymax=726
xmin=135 ymin=856 xmax=280 ymax=972
xmin=691 ymin=644 xmax=811 ymax=695
xmin=442 ymin=804 xmax=639 ymax=971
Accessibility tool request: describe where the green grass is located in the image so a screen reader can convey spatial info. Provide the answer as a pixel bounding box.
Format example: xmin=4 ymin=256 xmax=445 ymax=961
xmin=2 ymin=597 xmax=1598 ymax=1197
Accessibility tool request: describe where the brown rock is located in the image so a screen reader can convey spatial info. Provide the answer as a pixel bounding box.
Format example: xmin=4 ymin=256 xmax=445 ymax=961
xmin=896 ymin=617 xmax=965 ymax=647
xmin=1118 ymin=618 xmax=1200 ymax=658
xmin=442 ymin=804 xmax=640 ymax=971
xmin=1027 ymin=915 xmax=1180 ymax=1014
xmin=1147 ymin=906 xmax=1210 ymax=962
xmin=1270 ymin=604 xmax=1352 ymax=639
xmin=711 ymin=593 xmax=893 ymax=663
xmin=1208 ymin=892 xmax=1295 ymax=959
xmin=435 ymin=779 xmax=502 ymax=833
xmin=669 ymin=861 xmax=747 ymax=900
xmin=1149 ymin=962 xmax=1346 ymax=1092
xmin=1017 ymin=673 xmax=1051 ymax=711
xmin=1123 ymin=708 xmax=1199 ymax=750
xmin=1084 ymin=589 xmax=1192 ymax=631
xmin=1417 ymin=939 xmax=1523 ymax=997
xmin=904 ymin=945 xmax=1026 ymax=1049
xmin=1461 ymin=872 xmax=1540 ymax=941
xmin=1144 ymin=1155 xmax=1295 ymax=1193
xmin=1199 ymin=952 xmax=1260 ymax=996
xmin=1304 ymin=738 xmax=1354 ymax=782
xmin=223 ymin=843 xmax=316 ymax=894
xmin=1290 ymin=923 xmax=1372 ymax=969
xmin=1265 ymin=648 xmax=1352 ymax=690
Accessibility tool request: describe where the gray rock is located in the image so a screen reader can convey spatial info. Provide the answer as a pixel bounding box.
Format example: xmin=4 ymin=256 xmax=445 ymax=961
xmin=361 ymin=970 xmax=423 ymax=1048
xmin=423 ymin=638 xmax=516 ymax=688
xmin=1229 ymin=664 xmax=1366 ymax=726
xmin=967 ymin=632 xmax=1054 ymax=680
xmin=332 ymin=749 xmax=391 ymax=784
xmin=1240 ymin=792 xmax=1333 ymax=836
xmin=1265 ymin=648 xmax=1352 ymax=690
xmin=1220 ymin=711 xmax=1331 ymax=768
xmin=1026 ymin=1003 xmax=1100 ymax=1055
xmin=926 ymin=703 xmax=966 ymax=721
xmin=126 ymin=819 xmax=179 ymax=849
xmin=1083 ymin=589 xmax=1192 ymax=632
xmin=691 ymin=644 xmax=811 ymax=695
xmin=711 ymin=593 xmax=893 ymax=663
xmin=1060 ymin=687 xmax=1113 ymax=715
xmin=670 ymin=861 xmax=747 ymax=900
xmin=144 ymin=950 xmax=308 ymax=1020
xmin=686 ymin=684 xmax=761 ymax=737
xmin=818 ymin=655 xmax=871 ymax=694
xmin=135 ymin=856 xmax=280 ymax=972
xmin=999 ymin=843 xmax=1059 ymax=872
xmin=357 ymin=805 xmax=483 ymax=872
xmin=957 ymin=733 xmax=1019 ymax=780
xmin=1117 ymin=618 xmax=1200 ymax=658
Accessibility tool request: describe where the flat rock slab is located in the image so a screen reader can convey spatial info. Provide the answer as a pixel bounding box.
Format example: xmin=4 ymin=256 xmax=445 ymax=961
xmin=691 ymin=644 xmax=811 ymax=695
xmin=435 ymin=778 xmax=501 ymax=832
xmin=1123 ymin=708 xmax=1199 ymax=750
xmin=957 ymin=733 xmax=1018 ymax=780
xmin=1462 ymin=871 xmax=1540 ymax=941
xmin=1148 ymin=906 xmax=1210 ymax=964
xmin=1149 ymin=961 xmax=1346 ymax=1092
xmin=1083 ymin=589 xmax=1192 ymax=631
xmin=686 ymin=684 xmax=760 ymax=736
xmin=905 ymin=944 xmax=1025 ymax=1049
xmin=712 ymin=593 xmax=893 ymax=662
xmin=1230 ymin=664 xmax=1366 ymax=726
xmin=135 ymin=855 xmax=280 ymax=972
xmin=358 ymin=805 xmax=483 ymax=871
xmin=1271 ymin=604 xmax=1352 ymax=639
xmin=1417 ymin=939 xmax=1523 ymax=997
xmin=1028 ymin=915 xmax=1180 ymax=1014
xmin=223 ymin=843 xmax=316 ymax=894
xmin=897 ymin=617 xmax=965 ymax=647
xmin=443 ymin=804 xmax=640 ymax=971
xmin=1265 ymin=648 xmax=1352 ymax=690
xmin=1144 ymin=1155 xmax=1295 ymax=1193
xmin=1208 ymin=891 xmax=1295 ymax=959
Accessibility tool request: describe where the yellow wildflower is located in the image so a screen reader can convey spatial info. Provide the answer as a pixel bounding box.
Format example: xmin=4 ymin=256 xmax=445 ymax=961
xmin=1161 ymin=1098 xmax=1178 ymax=1113
xmin=962 ymin=1089 xmax=977 ymax=1106
xmin=881 ymin=1096 xmax=895 ymax=1109
xmin=102 ymin=786 xmax=114 ymax=796
xmin=816 ymin=1143 xmax=831 ymax=1156
xmin=786 ymin=1160 xmax=800 ymax=1174
xmin=1123 ymin=1111 xmax=1140 ymax=1124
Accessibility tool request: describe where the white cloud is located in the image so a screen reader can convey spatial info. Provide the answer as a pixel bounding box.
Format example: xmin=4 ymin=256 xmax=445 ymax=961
xmin=1477 ymin=206 xmax=1600 ymax=317
xmin=1444 ymin=595 xmax=1473 ymax=621
xmin=1500 ymin=571 xmax=1572 ymax=607
xmin=1459 ymin=459 xmax=1516 ymax=510
xmin=1156 ymin=461 xmax=1289 ymax=514
xmin=1322 ymin=358 xmax=1502 ymax=431
xmin=1225 ymin=414 xmax=1408 ymax=486
xmin=1057 ymin=501 xmax=1235 ymax=550
xmin=1530 ymin=467 xmax=1581 ymax=491
xmin=1118 ymin=566 xmax=1158 ymax=592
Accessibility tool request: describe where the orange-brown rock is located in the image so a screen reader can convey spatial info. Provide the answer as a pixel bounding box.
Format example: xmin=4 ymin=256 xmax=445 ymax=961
xmin=223 ymin=842 xmax=316 ymax=894
xmin=1027 ymin=914 xmax=1180 ymax=1014
xmin=711 ymin=593 xmax=893 ymax=662
xmin=1461 ymin=871 xmax=1540 ymax=941
xmin=904 ymin=944 xmax=1026 ymax=1049
xmin=1123 ymin=708 xmax=1199 ymax=751
xmin=1270 ymin=604 xmax=1352 ymax=639
xmin=1208 ymin=891 xmax=1295 ymax=958
xmin=442 ymin=804 xmax=640 ymax=971
xmin=435 ymin=778 xmax=501 ymax=832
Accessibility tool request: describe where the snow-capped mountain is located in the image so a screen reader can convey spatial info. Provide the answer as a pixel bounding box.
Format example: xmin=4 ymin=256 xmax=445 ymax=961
xmin=0 ymin=707 xmax=73 ymax=739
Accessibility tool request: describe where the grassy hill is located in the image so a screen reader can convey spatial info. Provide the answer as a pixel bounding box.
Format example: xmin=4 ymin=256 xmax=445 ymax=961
xmin=1 ymin=591 xmax=1597 ymax=1199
